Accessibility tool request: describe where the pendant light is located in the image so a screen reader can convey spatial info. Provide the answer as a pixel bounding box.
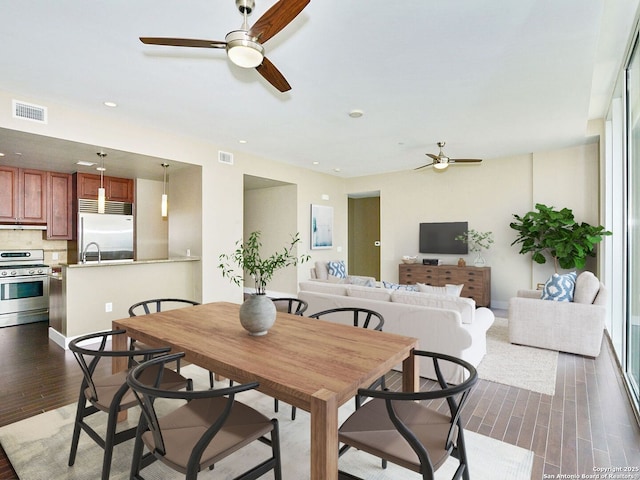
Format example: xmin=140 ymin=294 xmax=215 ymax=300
xmin=161 ymin=163 xmax=169 ymax=217
xmin=96 ymin=152 xmax=107 ymax=213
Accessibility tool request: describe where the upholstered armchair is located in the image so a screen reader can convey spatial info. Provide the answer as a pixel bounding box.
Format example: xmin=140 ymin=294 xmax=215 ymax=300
xmin=508 ymin=271 xmax=607 ymax=357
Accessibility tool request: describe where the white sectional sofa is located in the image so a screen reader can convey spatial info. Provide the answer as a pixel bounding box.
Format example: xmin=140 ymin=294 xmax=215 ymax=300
xmin=297 ymin=281 xmax=495 ymax=382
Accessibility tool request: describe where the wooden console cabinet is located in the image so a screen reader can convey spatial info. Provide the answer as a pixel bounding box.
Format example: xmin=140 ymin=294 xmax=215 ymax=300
xmin=398 ymin=263 xmax=491 ymax=307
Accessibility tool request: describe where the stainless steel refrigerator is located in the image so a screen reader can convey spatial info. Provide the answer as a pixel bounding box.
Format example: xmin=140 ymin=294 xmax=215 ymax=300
xmin=77 ymin=212 xmax=134 ymax=262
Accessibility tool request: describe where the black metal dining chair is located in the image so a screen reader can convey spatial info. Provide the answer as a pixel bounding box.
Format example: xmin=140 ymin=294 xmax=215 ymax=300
xmin=337 ymin=351 xmax=478 ymax=480
xmin=127 ymin=352 xmax=282 ymax=480
xmin=68 ymin=329 xmax=191 ymax=480
xmin=128 ymin=297 xmax=215 ymax=388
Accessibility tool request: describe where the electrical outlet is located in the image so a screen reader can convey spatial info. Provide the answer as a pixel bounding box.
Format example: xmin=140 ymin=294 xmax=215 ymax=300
xmin=105 ymin=302 xmax=112 ymax=313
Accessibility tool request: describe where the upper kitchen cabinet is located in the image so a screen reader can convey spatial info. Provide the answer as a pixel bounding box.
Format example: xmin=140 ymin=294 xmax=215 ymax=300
xmin=46 ymin=172 xmax=73 ymax=239
xmin=75 ymin=172 xmax=134 ymax=203
xmin=0 ymin=166 xmax=47 ymax=224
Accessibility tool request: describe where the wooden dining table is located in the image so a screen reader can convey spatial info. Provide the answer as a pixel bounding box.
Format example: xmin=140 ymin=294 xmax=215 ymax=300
xmin=112 ymin=301 xmax=419 ymax=480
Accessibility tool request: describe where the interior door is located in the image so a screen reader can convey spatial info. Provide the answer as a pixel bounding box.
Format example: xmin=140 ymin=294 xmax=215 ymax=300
xmin=348 ymin=195 xmax=380 ymax=280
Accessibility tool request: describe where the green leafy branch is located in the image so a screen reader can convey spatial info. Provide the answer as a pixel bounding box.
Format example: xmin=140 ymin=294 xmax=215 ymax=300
xmin=218 ymin=231 xmax=310 ymax=295
xmin=455 ymin=229 xmax=494 ymax=253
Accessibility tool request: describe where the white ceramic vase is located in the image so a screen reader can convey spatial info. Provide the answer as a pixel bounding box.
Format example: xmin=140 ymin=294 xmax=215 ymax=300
xmin=239 ymin=294 xmax=276 ymax=336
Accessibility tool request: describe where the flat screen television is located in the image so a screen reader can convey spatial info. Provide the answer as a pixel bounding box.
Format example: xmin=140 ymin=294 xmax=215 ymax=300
xmin=419 ymin=221 xmax=468 ymax=254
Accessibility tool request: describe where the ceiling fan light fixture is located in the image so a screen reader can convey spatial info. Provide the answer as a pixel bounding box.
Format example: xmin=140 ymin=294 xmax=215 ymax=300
xmin=226 ymin=31 xmax=264 ymax=68
xmin=433 ymin=159 xmax=449 ymax=170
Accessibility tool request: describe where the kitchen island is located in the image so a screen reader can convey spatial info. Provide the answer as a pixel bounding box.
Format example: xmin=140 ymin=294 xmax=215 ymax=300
xmin=49 ymin=256 xmax=200 ymax=348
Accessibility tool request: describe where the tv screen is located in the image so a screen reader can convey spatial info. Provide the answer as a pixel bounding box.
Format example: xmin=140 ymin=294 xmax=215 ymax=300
xmin=419 ymin=222 xmax=468 ymax=254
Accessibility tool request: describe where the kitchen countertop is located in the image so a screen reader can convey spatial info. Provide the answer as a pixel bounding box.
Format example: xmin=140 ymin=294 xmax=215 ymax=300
xmin=61 ymin=256 xmax=200 ymax=268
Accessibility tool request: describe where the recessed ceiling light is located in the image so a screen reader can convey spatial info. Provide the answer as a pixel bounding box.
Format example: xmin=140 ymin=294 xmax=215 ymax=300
xmin=103 ymin=101 xmax=117 ymax=108
xmin=312 ymin=161 xmax=319 ymax=165
xmin=0 ymin=153 xmax=4 ymax=157
xmin=239 ymin=139 xmax=247 ymax=144
xmin=76 ymin=161 xmax=96 ymax=167
xmin=348 ymin=109 xmax=364 ymax=118
xmin=333 ymin=168 xmax=341 ymax=172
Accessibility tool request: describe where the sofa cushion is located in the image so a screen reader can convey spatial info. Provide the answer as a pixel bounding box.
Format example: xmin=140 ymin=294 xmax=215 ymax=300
xmin=347 ymin=285 xmax=391 ymax=302
xmin=541 ymin=271 xmax=577 ymax=302
xmin=346 ymin=275 xmax=377 ymax=287
xmin=382 ymin=280 xmax=418 ymax=292
xmin=573 ymin=271 xmax=600 ymax=304
xmin=390 ymin=290 xmax=476 ymax=324
xmin=417 ymin=283 xmax=464 ymax=297
xmin=327 ymin=260 xmax=347 ymax=279
xmin=445 ymin=284 xmax=464 ymax=296
xmin=314 ymin=261 xmax=329 ymax=280
xmin=416 ymin=283 xmax=448 ymax=295
xmin=298 ymin=281 xmax=348 ymax=296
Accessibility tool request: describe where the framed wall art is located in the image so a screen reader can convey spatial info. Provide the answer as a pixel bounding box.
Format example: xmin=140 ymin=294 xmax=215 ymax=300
xmin=310 ymin=204 xmax=333 ymax=249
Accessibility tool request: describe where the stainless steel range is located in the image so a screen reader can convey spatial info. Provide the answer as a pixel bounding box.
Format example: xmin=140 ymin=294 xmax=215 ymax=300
xmin=0 ymin=249 xmax=51 ymax=327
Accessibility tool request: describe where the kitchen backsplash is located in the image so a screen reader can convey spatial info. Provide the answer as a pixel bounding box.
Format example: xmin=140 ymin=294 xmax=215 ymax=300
xmin=0 ymin=230 xmax=68 ymax=266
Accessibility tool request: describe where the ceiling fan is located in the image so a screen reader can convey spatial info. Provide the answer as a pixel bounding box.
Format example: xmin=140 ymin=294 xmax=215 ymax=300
xmin=415 ymin=142 xmax=483 ymax=171
xmin=139 ymin=0 xmax=309 ymax=92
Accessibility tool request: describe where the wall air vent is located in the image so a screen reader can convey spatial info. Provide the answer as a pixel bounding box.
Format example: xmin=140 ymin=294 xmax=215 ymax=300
xmin=218 ymin=151 xmax=234 ymax=165
xmin=12 ymin=100 xmax=47 ymax=124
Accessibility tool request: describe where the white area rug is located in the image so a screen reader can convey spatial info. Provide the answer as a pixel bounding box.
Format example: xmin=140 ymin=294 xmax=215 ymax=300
xmin=478 ymin=316 xmax=558 ymax=396
xmin=0 ymin=365 xmax=533 ymax=479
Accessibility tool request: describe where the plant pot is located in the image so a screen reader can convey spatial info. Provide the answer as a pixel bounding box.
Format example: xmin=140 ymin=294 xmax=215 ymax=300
xmin=239 ymin=294 xmax=276 ymax=336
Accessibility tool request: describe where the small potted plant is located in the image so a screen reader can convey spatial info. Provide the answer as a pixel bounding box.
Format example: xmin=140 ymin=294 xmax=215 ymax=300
xmin=218 ymin=231 xmax=309 ymax=335
xmin=455 ymin=229 xmax=494 ymax=266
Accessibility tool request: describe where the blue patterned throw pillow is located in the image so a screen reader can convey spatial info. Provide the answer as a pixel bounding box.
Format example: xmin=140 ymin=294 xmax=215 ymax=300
xmin=541 ymin=272 xmax=577 ymax=302
xmin=327 ymin=260 xmax=347 ymax=278
xmin=382 ymin=280 xmax=418 ymax=292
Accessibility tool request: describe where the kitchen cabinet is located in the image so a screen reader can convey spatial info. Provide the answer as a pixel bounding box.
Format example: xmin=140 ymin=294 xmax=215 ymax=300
xmin=398 ymin=263 xmax=491 ymax=307
xmin=46 ymin=172 xmax=73 ymax=239
xmin=75 ymin=172 xmax=134 ymax=203
xmin=0 ymin=166 xmax=47 ymax=224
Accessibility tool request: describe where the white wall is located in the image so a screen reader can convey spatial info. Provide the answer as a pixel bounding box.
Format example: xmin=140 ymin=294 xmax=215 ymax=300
xmin=0 ymin=88 xmax=603 ymax=311
xmin=346 ymin=143 xmax=601 ymax=308
xmin=244 ymin=183 xmax=298 ymax=296
xmin=135 ymin=178 xmax=168 ymax=260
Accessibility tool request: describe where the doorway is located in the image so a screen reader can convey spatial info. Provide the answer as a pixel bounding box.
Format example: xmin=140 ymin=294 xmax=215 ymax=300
xmin=348 ymin=193 xmax=380 ymax=280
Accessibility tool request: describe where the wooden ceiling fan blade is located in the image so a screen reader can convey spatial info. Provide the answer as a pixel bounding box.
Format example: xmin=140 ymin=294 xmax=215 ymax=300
xmin=450 ymin=158 xmax=483 ymax=163
xmin=248 ymin=0 xmax=310 ymax=43
xmin=140 ymin=37 xmax=227 ymax=48
xmin=426 ymin=153 xmax=439 ymax=161
xmin=256 ymin=57 xmax=291 ymax=92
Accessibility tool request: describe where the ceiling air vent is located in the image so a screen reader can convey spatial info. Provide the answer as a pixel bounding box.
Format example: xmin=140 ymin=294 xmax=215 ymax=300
xmin=218 ymin=151 xmax=234 ymax=165
xmin=13 ymin=100 xmax=47 ymax=124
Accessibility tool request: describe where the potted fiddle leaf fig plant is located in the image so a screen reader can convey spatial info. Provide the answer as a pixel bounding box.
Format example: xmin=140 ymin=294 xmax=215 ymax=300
xmin=509 ymin=203 xmax=611 ymax=272
xmin=218 ymin=231 xmax=310 ymax=335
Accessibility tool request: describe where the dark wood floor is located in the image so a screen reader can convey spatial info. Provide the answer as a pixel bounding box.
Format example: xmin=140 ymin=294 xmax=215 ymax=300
xmin=1 ymin=318 xmax=640 ymax=480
